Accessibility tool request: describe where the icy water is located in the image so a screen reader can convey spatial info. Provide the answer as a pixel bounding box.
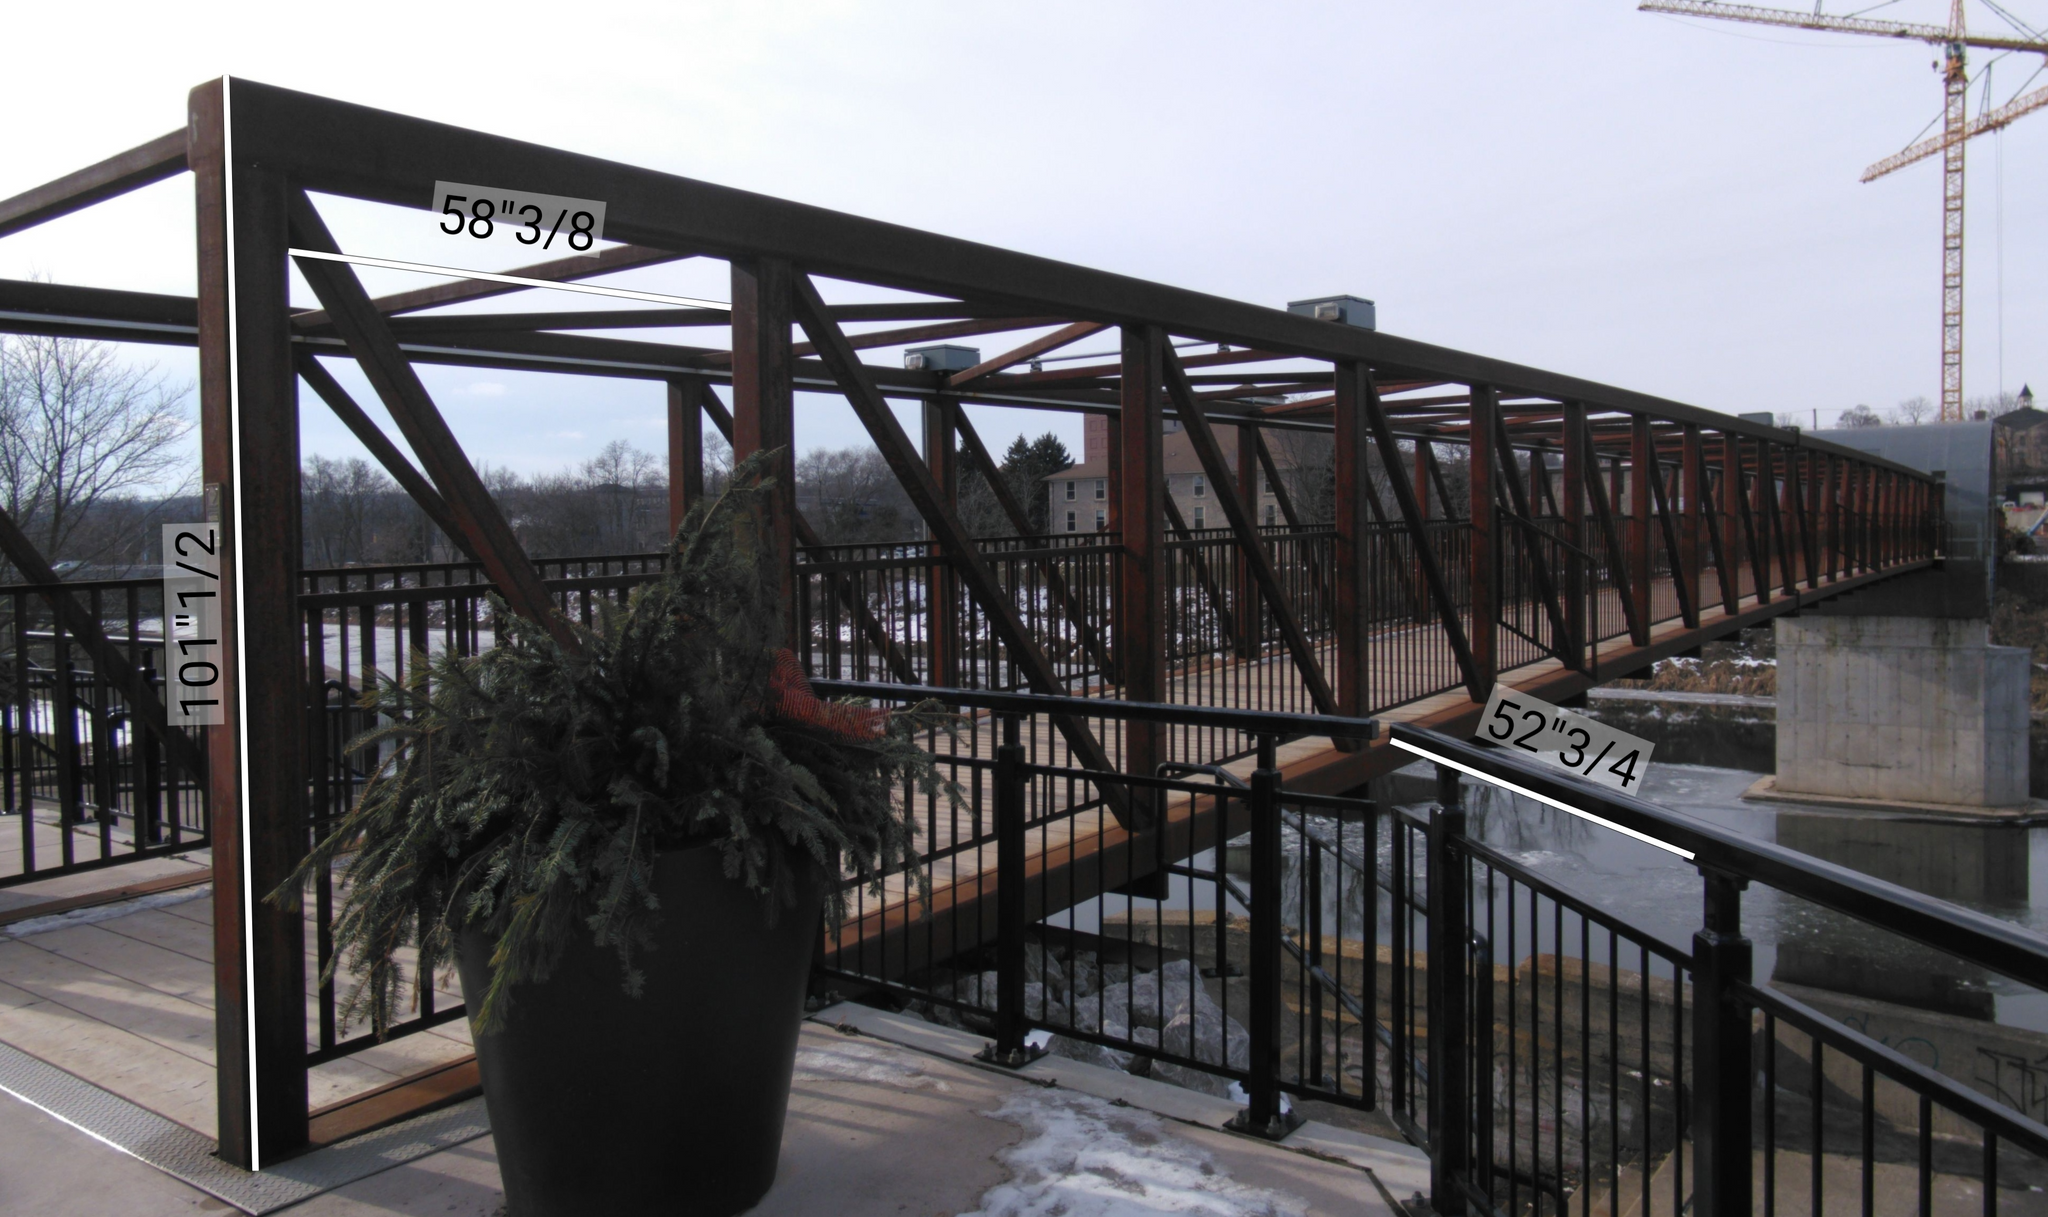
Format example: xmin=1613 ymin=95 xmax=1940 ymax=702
xmin=1449 ymin=759 xmax=2048 ymax=1033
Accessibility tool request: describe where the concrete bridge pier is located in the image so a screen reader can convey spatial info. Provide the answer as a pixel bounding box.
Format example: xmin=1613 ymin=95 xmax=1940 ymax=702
xmin=1772 ymin=615 xmax=2030 ymax=812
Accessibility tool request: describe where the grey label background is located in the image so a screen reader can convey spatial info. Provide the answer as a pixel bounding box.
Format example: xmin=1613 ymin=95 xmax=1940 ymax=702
xmin=1476 ymin=684 xmax=1655 ymax=793
xmin=432 ymin=181 xmax=608 ymax=256
xmin=162 ymin=523 xmax=225 ymax=727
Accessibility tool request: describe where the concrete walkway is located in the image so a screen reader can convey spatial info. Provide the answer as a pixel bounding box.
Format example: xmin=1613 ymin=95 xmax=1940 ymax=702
xmin=1 ymin=1011 xmax=1419 ymax=1215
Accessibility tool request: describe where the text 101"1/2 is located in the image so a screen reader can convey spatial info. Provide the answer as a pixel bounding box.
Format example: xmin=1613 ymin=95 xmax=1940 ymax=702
xmin=431 ymin=181 xmax=608 ymax=257
xmin=162 ymin=524 xmax=225 ymax=726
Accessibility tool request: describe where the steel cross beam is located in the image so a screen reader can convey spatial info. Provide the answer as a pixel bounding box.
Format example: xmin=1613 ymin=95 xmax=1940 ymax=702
xmin=0 ymin=129 xmax=188 ymax=239
xmin=1162 ymin=350 xmax=1338 ymax=719
xmin=1580 ymin=425 xmax=1646 ymax=646
xmin=1647 ymin=457 xmax=1697 ymax=627
xmin=1161 ymin=494 xmax=1243 ymax=655
xmin=787 ymin=274 xmax=1126 ymax=813
xmin=294 ymin=356 xmax=474 ymax=560
xmin=1488 ymin=410 xmax=1572 ymax=660
xmin=285 ymin=193 xmax=576 ymax=651
xmin=1362 ymin=370 xmax=1481 ymax=697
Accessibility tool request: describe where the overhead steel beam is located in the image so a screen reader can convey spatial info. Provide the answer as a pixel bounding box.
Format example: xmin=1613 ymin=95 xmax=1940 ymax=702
xmin=0 ymin=129 xmax=187 ymax=239
xmin=291 ymin=243 xmax=686 ymax=330
xmin=949 ymin=321 xmax=1107 ymax=388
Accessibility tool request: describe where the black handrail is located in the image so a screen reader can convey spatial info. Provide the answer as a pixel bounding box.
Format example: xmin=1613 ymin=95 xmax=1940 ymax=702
xmin=1390 ymin=722 xmax=2048 ymax=991
xmin=808 ymin=678 xmax=1378 ymax=741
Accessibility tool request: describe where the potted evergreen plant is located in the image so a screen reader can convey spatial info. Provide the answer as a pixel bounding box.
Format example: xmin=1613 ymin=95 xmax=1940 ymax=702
xmin=280 ymin=454 xmax=948 ymax=1217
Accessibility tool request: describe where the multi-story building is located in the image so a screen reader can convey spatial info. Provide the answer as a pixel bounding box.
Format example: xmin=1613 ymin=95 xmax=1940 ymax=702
xmin=1042 ymin=414 xmax=1293 ymax=534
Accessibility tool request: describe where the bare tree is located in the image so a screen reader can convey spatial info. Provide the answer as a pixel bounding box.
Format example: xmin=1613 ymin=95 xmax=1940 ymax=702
xmin=796 ymin=446 xmax=915 ymax=544
xmin=0 ymin=335 xmax=191 ymax=569
xmin=1893 ymin=395 xmax=1936 ymax=425
xmin=1837 ymin=404 xmax=1885 ymax=428
xmin=303 ymin=456 xmax=390 ymax=566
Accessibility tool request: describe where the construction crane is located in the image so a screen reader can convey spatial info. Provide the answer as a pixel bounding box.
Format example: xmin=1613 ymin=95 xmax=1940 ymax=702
xmin=1641 ymin=2 xmax=2048 ymax=420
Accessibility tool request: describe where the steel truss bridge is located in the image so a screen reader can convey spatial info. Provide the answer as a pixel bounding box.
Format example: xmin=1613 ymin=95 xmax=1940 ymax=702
xmin=0 ymin=78 xmax=1942 ymax=1189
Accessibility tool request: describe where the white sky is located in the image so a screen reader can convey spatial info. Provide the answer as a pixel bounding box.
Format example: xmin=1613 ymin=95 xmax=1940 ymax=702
xmin=2 ymin=1 xmax=2042 ymax=484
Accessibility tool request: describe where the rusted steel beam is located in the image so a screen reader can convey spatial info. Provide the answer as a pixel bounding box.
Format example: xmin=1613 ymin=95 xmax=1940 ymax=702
xmin=729 ymin=257 xmax=799 ymax=648
xmin=949 ymin=321 xmax=1107 ymax=387
xmin=1647 ymin=457 xmax=1696 ymax=628
xmin=0 ymin=278 xmax=198 ymax=346
xmin=0 ymin=129 xmax=187 ymax=239
xmin=1363 ymin=370 xmax=1480 ymax=697
xmin=952 ymin=409 xmax=1113 ymax=674
xmin=296 ymin=356 xmax=473 ymax=560
xmin=1719 ymin=433 xmax=1747 ymax=610
xmin=696 ymin=314 xmax=1065 ymax=369
xmin=1118 ymin=327 xmax=1167 ymax=815
xmin=1696 ymin=446 xmax=1735 ymax=613
xmin=1246 ymin=428 xmax=1336 ymax=612
xmin=667 ymin=376 xmax=706 ymax=535
xmin=1489 ymin=409 xmax=1571 ymax=660
xmin=1333 ymin=365 xmax=1372 ymax=721
xmin=1162 ymin=350 xmax=1338 ymax=718
xmin=788 ymin=274 xmax=1126 ymax=815
xmin=1469 ymin=385 xmax=1499 ymax=691
xmin=379 ymin=306 xmax=731 ymax=333
xmin=1629 ymin=416 xmax=1653 ymax=641
xmin=693 ymin=387 xmax=919 ymax=686
xmin=1581 ymin=424 xmax=1644 ymax=647
xmin=1561 ymin=402 xmax=1587 ymax=669
xmin=1767 ymin=446 xmax=1796 ymax=595
xmin=1680 ymin=425 xmax=1703 ymax=626
xmin=923 ymin=398 xmax=960 ymax=689
xmin=287 ymin=192 xmax=573 ymax=650
xmin=1423 ymin=440 xmax=1460 ymax=523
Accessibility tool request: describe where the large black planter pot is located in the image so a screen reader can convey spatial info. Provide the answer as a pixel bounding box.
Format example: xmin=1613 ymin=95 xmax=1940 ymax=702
xmin=455 ymin=845 xmax=824 ymax=1217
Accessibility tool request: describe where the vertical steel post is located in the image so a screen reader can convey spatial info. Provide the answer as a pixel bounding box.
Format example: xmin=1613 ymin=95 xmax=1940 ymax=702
xmin=1469 ymin=385 xmax=1497 ymax=694
xmin=730 ymin=257 xmax=797 ymax=648
xmin=1692 ymin=869 xmax=1754 ymax=1217
xmin=1629 ymin=415 xmax=1653 ymax=642
xmin=1229 ymin=734 xmax=1303 ymax=1138
xmin=923 ymin=398 xmax=960 ymax=688
xmin=1428 ymin=763 xmax=1471 ymax=1216
xmin=1334 ymin=364 xmax=1372 ymax=722
xmin=666 ymin=376 xmax=705 ymax=537
xmin=1235 ymin=420 xmax=1261 ymax=659
xmin=1721 ymin=433 xmax=1746 ymax=605
xmin=192 ymin=77 xmax=310 ymax=1165
xmin=1118 ymin=327 xmax=1166 ymax=817
xmin=981 ymin=713 xmax=1037 ymax=1067
xmin=1413 ymin=433 xmax=1433 ymax=625
xmin=1561 ymin=402 xmax=1587 ymax=670
xmin=1682 ymin=424 xmax=1703 ymax=627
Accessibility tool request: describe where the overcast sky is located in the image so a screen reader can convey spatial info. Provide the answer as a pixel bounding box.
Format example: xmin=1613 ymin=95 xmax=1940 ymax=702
xmin=2 ymin=1 xmax=2041 ymax=482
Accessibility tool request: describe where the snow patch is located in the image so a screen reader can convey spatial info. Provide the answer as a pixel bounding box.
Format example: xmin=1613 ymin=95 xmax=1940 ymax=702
xmin=965 ymin=1089 xmax=1306 ymax=1217
xmin=4 ymin=883 xmax=211 ymax=939
xmin=792 ymin=1038 xmax=950 ymax=1091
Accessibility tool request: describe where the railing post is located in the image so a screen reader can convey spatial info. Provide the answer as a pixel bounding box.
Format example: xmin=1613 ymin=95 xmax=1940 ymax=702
xmin=980 ymin=712 xmax=1039 ymax=1068
xmin=1692 ymin=868 xmax=1754 ymax=1217
xmin=1427 ymin=762 xmax=1471 ymax=1216
xmin=1229 ymin=734 xmax=1303 ymax=1138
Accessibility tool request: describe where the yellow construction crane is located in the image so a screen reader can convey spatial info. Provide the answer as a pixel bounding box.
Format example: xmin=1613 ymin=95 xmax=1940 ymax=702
xmin=1641 ymin=1 xmax=2048 ymax=420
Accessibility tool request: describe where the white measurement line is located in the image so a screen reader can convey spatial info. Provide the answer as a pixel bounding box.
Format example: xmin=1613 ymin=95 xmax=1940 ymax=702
xmin=1387 ymin=736 xmax=1695 ymax=860
xmin=285 ymin=248 xmax=728 ymax=310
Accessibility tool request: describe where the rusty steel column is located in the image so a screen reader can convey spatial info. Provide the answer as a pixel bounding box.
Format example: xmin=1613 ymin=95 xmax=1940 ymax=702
xmin=1681 ymin=424 xmax=1703 ymax=626
xmin=730 ymin=258 xmax=798 ymax=650
xmin=1721 ymin=432 xmax=1746 ymax=605
xmin=1333 ymin=364 xmax=1371 ymax=720
xmin=1469 ymin=385 xmax=1497 ymax=694
xmin=667 ymin=377 xmax=705 ymax=538
xmin=1412 ymin=432 xmax=1432 ymax=625
xmin=191 ymin=78 xmax=310 ymax=1167
xmin=923 ymin=398 xmax=960 ymax=688
xmin=1561 ymin=402 xmax=1587 ymax=670
xmin=1118 ymin=326 xmax=1167 ymax=798
xmin=1235 ymin=420 xmax=1261 ymax=658
xmin=1629 ymin=415 xmax=1652 ymax=642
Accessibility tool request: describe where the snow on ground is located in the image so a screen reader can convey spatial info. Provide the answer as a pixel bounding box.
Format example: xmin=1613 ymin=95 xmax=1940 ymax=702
xmin=792 ymin=1037 xmax=952 ymax=1091
xmin=963 ymin=1088 xmax=1307 ymax=1217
